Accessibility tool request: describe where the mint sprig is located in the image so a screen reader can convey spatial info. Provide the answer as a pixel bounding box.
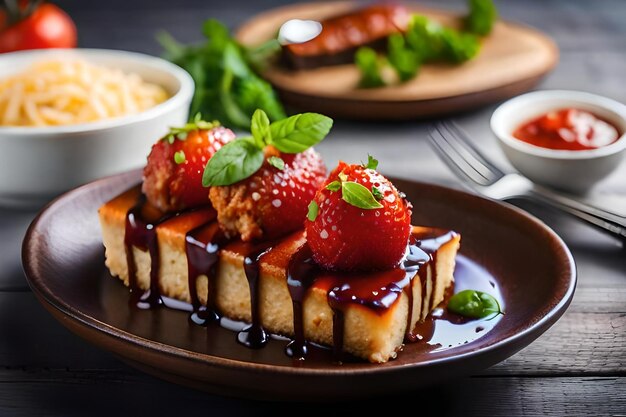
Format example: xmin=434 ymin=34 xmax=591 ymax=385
xmin=163 ymin=113 xmax=220 ymax=144
xmin=202 ymin=110 xmax=333 ymax=187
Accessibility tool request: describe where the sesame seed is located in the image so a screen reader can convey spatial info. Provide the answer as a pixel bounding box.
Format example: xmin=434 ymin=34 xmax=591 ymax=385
xmin=320 ymin=229 xmax=329 ymax=239
xmin=272 ymin=199 xmax=282 ymax=208
xmin=251 ymin=192 xmax=261 ymax=201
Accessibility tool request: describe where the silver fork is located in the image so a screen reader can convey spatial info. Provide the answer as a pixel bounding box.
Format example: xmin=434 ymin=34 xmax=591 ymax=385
xmin=428 ymin=121 xmax=626 ymax=241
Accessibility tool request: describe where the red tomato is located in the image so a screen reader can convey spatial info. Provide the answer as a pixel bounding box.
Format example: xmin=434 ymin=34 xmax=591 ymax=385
xmin=0 ymin=2 xmax=77 ymax=53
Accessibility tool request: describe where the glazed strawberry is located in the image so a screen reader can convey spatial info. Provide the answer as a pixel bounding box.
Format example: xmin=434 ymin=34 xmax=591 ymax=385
xmin=305 ymin=159 xmax=412 ymax=271
xmin=209 ymin=146 xmax=326 ymax=241
xmin=143 ymin=121 xmax=235 ymax=212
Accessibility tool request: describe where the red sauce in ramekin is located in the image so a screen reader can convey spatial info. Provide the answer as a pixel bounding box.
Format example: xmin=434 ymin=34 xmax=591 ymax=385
xmin=513 ymin=108 xmax=621 ymax=151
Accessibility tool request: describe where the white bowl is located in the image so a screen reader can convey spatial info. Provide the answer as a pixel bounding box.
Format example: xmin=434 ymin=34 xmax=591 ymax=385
xmin=0 ymin=48 xmax=194 ymax=207
xmin=491 ymin=90 xmax=626 ymax=194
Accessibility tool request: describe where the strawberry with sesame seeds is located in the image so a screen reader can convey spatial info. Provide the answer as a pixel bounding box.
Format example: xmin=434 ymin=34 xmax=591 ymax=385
xmin=305 ymin=156 xmax=412 ymax=271
xmin=143 ymin=116 xmax=235 ymax=212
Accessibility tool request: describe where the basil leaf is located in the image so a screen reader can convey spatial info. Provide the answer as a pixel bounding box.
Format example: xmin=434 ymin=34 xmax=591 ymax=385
xmin=341 ymin=182 xmax=384 ymax=210
xmin=174 ymin=150 xmax=186 ymax=164
xmin=479 ymin=291 xmax=502 ymax=318
xmin=202 ymin=138 xmax=264 ymax=186
xmin=447 ymin=290 xmax=503 ymax=319
xmin=365 ymin=154 xmax=379 ymax=170
xmin=268 ymin=156 xmax=285 ymax=170
xmin=326 ymin=181 xmax=341 ymax=192
xmin=269 ymin=113 xmax=333 ymax=153
xmin=307 ymin=200 xmax=319 ymax=221
xmin=251 ymin=109 xmax=271 ymax=148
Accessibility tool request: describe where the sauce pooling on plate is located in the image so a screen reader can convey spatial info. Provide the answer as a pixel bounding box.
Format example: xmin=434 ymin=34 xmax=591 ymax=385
xmin=513 ymin=108 xmax=620 ymax=151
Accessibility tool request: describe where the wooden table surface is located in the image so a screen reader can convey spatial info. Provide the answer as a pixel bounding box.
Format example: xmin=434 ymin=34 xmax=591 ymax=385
xmin=1 ymin=0 xmax=625 ymax=415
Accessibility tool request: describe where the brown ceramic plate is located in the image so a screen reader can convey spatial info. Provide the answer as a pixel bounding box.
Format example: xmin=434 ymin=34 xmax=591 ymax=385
xmin=236 ymin=2 xmax=559 ymax=120
xmin=22 ymin=170 xmax=575 ymax=401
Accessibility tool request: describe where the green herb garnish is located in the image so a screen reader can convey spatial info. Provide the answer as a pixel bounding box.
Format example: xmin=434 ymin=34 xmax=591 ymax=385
xmin=268 ymin=156 xmax=285 ymax=170
xmin=387 ymin=33 xmax=421 ymax=82
xmin=307 ymin=200 xmax=319 ymax=221
xmin=158 ymin=19 xmax=285 ymax=129
xmin=448 ymin=290 xmax=503 ymax=319
xmin=355 ymin=0 xmax=494 ymax=88
xmin=202 ymin=110 xmax=333 ymax=187
xmin=322 ymin=159 xmax=384 ymax=210
xmin=174 ymin=150 xmax=186 ymax=164
xmin=355 ymin=47 xmax=386 ymax=88
xmin=341 ymin=182 xmax=384 ymax=209
xmin=466 ymin=0 xmax=497 ymax=36
xmin=372 ymin=186 xmax=384 ymax=201
xmin=364 ymin=154 xmax=379 ymax=170
xmin=269 ymin=113 xmax=334 ymax=153
xmin=325 ymin=181 xmax=341 ymax=192
xmin=163 ymin=113 xmax=220 ymax=144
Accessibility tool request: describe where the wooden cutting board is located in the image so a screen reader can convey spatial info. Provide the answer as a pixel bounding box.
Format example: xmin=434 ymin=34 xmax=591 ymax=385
xmin=236 ymin=1 xmax=559 ymax=120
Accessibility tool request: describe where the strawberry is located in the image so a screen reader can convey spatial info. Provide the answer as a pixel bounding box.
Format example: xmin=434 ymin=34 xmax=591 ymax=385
xmin=142 ymin=124 xmax=235 ymax=212
xmin=305 ymin=160 xmax=412 ymax=271
xmin=209 ymin=146 xmax=326 ymax=241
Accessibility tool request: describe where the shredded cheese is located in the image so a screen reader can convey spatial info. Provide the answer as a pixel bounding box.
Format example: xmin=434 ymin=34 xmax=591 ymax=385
xmin=0 ymin=59 xmax=169 ymax=127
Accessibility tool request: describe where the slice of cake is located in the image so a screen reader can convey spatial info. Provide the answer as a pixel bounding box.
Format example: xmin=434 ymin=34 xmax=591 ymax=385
xmin=99 ymin=111 xmax=461 ymax=363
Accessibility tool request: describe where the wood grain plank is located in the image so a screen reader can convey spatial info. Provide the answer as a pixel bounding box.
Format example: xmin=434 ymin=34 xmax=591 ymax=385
xmin=0 ymin=369 xmax=623 ymax=416
xmin=487 ymin=312 xmax=626 ymax=376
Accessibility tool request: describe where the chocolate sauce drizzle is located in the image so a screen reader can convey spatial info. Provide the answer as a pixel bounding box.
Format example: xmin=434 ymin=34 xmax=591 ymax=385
xmin=122 ymin=192 xmax=464 ymax=361
xmin=124 ymin=195 xmax=172 ymax=309
xmin=285 ymin=244 xmax=318 ymax=359
xmin=185 ymin=215 xmax=224 ymax=325
xmin=236 ymin=243 xmax=275 ymax=349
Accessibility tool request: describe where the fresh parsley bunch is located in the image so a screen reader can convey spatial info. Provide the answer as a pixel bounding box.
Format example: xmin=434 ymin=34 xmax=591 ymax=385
xmin=159 ymin=20 xmax=286 ymax=129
